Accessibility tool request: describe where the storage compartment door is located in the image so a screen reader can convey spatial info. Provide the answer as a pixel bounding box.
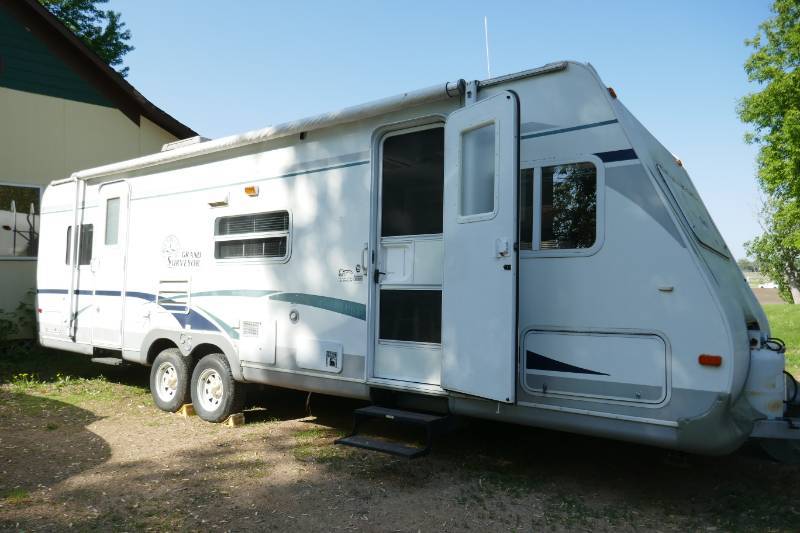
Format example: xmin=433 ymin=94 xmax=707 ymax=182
xmin=441 ymin=91 xmax=518 ymax=403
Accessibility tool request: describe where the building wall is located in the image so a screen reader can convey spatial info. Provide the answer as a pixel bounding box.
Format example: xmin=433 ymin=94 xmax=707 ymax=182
xmin=0 ymin=86 xmax=177 ymax=334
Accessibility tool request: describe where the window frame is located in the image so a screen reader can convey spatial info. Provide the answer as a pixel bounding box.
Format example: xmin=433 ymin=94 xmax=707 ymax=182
xmin=456 ymin=119 xmax=501 ymax=224
xmin=378 ymin=122 xmax=446 ymax=239
xmin=0 ymin=181 xmax=42 ymax=261
xmin=213 ymin=209 xmax=292 ymax=264
xmin=520 ymin=154 xmax=605 ymax=258
xmin=104 ymin=196 xmax=121 ymax=246
xmin=65 ymin=224 xmax=94 ymax=266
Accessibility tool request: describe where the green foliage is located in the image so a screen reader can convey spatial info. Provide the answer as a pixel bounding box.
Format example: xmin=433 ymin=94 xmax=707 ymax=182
xmin=38 ymin=0 xmax=133 ymax=77
xmin=763 ymin=303 xmax=800 ymax=376
xmin=747 ymin=200 xmax=800 ymax=302
xmin=737 ymin=257 xmax=757 ymax=272
xmin=0 ymin=289 xmax=37 ymax=350
xmin=739 ymin=0 xmax=800 ymax=295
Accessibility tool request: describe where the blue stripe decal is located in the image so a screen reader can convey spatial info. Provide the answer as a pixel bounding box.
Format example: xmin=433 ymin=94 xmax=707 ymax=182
xmin=526 ymin=351 xmax=609 ymax=376
xmin=39 ymin=288 xmax=367 ymax=322
xmin=595 ymin=149 xmax=638 ymax=163
xmin=170 ymin=310 xmax=220 ymax=332
xmin=520 ymin=119 xmax=618 ymax=140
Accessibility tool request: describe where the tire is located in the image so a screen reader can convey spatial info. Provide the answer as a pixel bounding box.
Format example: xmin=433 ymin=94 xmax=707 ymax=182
xmin=149 ymin=348 xmax=192 ymax=412
xmin=190 ymin=353 xmax=245 ymax=423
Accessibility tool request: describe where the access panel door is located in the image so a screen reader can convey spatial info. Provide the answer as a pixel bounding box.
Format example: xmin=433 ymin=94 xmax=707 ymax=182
xmin=442 ymin=91 xmax=518 ymax=403
xmin=92 ymin=181 xmax=130 ymax=348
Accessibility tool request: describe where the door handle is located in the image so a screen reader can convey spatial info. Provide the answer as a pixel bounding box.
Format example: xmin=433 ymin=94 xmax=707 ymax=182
xmin=361 ymin=243 xmax=369 ymax=272
xmin=374 ymin=269 xmax=386 ymax=284
xmin=495 ymin=237 xmax=510 ymax=258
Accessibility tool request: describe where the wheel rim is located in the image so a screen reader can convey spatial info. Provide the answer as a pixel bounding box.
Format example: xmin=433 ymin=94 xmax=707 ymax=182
xmin=197 ymin=368 xmax=224 ymax=412
xmin=155 ymin=361 xmax=179 ymax=402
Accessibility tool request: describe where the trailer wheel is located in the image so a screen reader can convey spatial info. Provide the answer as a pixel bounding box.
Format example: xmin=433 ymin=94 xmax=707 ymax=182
xmin=190 ymin=353 xmax=245 ymax=423
xmin=149 ymin=348 xmax=192 ymax=412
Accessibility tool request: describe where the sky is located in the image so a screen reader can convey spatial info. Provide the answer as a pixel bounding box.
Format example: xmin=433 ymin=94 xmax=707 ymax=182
xmin=108 ymin=0 xmax=773 ymax=259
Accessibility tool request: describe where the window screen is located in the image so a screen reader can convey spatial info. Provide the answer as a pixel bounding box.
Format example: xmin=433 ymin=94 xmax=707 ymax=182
xmin=105 ymin=197 xmax=120 ymax=245
xmin=0 ymin=183 xmax=40 ymax=257
xmin=65 ymin=225 xmax=93 ymax=265
xmin=381 ymin=127 xmax=444 ymax=237
xmin=379 ymin=289 xmax=442 ymax=343
xmin=214 ymin=211 xmax=289 ymax=260
xmin=460 ymin=123 xmax=496 ymax=217
xmin=541 ymin=163 xmax=596 ymax=250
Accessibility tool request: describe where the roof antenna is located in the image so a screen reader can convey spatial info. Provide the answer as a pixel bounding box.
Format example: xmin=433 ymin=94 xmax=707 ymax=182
xmin=484 ymin=16 xmax=492 ymax=78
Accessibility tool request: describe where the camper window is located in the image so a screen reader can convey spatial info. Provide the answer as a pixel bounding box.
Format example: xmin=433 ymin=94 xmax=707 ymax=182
xmin=520 ymin=162 xmax=597 ymax=251
xmin=65 ymin=225 xmax=94 ymax=265
xmin=105 ymin=197 xmax=120 ymax=245
xmin=379 ymin=289 xmax=442 ymax=343
xmin=381 ymin=126 xmax=444 ymax=237
xmin=0 ymin=183 xmax=40 ymax=258
xmin=460 ymin=123 xmax=496 ymax=217
xmin=214 ymin=210 xmax=290 ymax=260
xmin=541 ymin=162 xmax=597 ymax=249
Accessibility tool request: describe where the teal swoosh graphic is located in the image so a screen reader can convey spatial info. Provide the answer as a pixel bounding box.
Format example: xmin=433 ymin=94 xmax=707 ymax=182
xmin=269 ymin=292 xmax=366 ymax=320
xmin=191 ymin=290 xmax=279 ymax=298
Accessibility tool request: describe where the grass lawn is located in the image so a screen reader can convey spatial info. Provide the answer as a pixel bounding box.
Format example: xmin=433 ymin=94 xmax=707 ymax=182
xmin=763 ymin=304 xmax=800 ymax=376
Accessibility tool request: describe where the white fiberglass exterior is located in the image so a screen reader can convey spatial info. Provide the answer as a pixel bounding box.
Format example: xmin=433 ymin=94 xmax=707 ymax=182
xmin=36 ymin=61 xmax=779 ymax=455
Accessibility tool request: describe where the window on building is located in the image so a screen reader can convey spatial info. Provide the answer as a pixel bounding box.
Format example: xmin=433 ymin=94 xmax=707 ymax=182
xmin=214 ymin=211 xmax=290 ymax=260
xmin=381 ymin=127 xmax=444 ymax=237
xmin=519 ymin=162 xmax=598 ymax=252
xmin=0 ymin=183 xmax=40 ymax=258
xmin=65 ymin=225 xmax=94 ymax=265
xmin=105 ymin=197 xmax=120 ymax=245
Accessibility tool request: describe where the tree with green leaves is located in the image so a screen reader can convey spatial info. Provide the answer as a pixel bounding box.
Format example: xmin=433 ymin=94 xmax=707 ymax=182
xmin=740 ymin=0 xmax=800 ymax=303
xmin=38 ymin=0 xmax=133 ymax=77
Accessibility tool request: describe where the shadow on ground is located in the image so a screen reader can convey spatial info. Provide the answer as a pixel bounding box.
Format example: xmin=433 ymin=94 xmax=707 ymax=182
xmin=1 ymin=349 xmax=798 ymax=531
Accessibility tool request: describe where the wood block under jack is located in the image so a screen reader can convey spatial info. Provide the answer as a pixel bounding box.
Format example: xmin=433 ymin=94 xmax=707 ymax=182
xmin=225 ymin=413 xmax=245 ymax=427
xmin=178 ymin=404 xmax=196 ymax=417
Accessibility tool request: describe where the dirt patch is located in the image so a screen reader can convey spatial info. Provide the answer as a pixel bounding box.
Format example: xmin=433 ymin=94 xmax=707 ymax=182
xmin=1 ymin=351 xmax=799 ymax=531
xmin=753 ymin=287 xmax=785 ymax=305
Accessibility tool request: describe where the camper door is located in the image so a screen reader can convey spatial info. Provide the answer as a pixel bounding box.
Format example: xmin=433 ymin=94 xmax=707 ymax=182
xmin=442 ymin=91 xmax=519 ymax=403
xmin=92 ymin=181 xmax=130 ymax=348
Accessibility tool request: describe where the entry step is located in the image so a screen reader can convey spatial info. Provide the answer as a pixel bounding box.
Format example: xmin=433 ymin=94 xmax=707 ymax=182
xmin=353 ymin=405 xmax=448 ymax=425
xmin=90 ymin=356 xmax=125 ymax=366
xmin=335 ymin=434 xmax=428 ymax=459
xmin=335 ymin=405 xmax=455 ymax=459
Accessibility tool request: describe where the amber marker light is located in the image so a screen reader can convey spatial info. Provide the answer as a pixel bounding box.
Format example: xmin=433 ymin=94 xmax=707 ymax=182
xmin=244 ymin=185 xmax=259 ymax=197
xmin=607 ymin=87 xmax=617 ymax=99
xmin=698 ymin=354 xmax=723 ymax=367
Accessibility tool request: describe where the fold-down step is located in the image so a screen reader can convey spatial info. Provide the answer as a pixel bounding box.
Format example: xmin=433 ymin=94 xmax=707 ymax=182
xmin=335 ymin=405 xmax=454 ymax=459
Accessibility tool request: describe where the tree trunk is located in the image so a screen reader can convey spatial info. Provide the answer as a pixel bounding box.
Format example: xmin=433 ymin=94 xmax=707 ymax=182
xmin=791 ymin=286 xmax=800 ymax=305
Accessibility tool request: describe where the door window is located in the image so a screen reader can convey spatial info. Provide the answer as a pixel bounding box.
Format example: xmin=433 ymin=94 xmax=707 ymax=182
xmin=105 ymin=197 xmax=120 ymax=245
xmin=381 ymin=127 xmax=444 ymax=237
xmin=460 ymin=123 xmax=496 ymax=217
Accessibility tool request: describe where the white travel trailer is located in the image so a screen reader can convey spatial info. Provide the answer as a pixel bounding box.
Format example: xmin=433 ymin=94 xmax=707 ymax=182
xmin=36 ymin=62 xmax=800 ymax=459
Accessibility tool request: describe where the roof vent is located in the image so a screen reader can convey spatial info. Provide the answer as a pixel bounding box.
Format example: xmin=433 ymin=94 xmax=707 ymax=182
xmin=161 ymin=135 xmax=210 ymax=152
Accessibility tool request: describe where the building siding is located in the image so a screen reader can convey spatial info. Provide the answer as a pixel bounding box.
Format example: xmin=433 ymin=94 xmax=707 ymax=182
xmin=0 ymin=5 xmax=112 ymax=107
